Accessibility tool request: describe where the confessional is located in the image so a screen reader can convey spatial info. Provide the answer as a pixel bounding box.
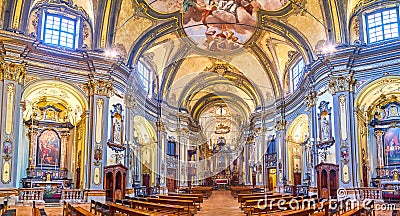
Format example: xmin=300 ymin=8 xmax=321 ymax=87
xmin=104 ymin=164 xmax=127 ymax=201
xmin=315 ymin=163 xmax=338 ymax=199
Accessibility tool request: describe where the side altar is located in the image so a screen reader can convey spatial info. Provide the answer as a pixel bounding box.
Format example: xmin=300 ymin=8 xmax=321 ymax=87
xmin=21 ymin=101 xmax=74 ymax=202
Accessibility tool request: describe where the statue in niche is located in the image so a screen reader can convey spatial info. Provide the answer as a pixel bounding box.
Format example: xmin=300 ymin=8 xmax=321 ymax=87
xmin=108 ymin=103 xmax=124 ymax=150
xmin=318 ymin=101 xmax=333 ymax=143
xmin=321 ymin=117 xmax=330 ymax=141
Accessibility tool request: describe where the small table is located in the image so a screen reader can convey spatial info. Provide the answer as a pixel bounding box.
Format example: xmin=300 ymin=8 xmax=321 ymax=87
xmin=216 ymin=179 xmax=228 ymax=189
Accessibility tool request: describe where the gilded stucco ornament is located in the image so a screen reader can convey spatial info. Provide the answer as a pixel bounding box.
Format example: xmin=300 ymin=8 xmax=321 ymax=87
xmin=87 ymin=78 xmax=114 ymax=97
xmin=304 ymin=90 xmax=317 ymax=111
xmin=0 ymin=58 xmax=26 ymax=84
xmin=328 ymin=74 xmax=356 ymax=94
xmin=274 ymin=119 xmax=287 ymax=131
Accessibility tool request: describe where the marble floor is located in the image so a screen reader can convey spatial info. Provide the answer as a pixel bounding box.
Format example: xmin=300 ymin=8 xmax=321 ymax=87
xmin=196 ymin=190 xmax=245 ymax=216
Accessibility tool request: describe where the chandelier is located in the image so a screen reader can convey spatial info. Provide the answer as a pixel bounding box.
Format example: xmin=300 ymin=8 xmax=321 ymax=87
xmin=215 ymin=106 xmax=230 ymax=134
xmin=215 ymin=123 xmax=230 ymax=134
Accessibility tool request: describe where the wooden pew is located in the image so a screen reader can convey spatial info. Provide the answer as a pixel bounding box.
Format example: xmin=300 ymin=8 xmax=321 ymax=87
xmin=188 ymin=187 xmax=212 ymax=198
xmin=157 ymin=195 xmax=201 ymax=209
xmin=65 ymin=202 xmax=96 ymax=216
xmin=146 ymin=197 xmax=196 ymax=215
xmin=341 ymin=207 xmax=363 ymax=216
xmin=250 ymin=198 xmax=318 ymax=216
xmin=231 ymin=186 xmax=254 ymax=198
xmin=239 ymin=193 xmax=282 ymax=208
xmin=265 ymin=208 xmax=316 ymax=216
xmin=168 ymin=193 xmax=204 ymax=203
xmin=109 ymin=203 xmax=170 ymax=216
xmin=129 ymin=199 xmax=185 ymax=216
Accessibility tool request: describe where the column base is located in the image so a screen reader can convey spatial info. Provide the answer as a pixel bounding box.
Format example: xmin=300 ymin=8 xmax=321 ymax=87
xmin=0 ymin=188 xmax=18 ymax=206
xmin=84 ymin=190 xmax=106 ymax=203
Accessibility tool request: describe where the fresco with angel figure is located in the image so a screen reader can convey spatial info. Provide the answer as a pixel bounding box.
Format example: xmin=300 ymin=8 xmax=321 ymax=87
xmin=148 ymin=0 xmax=289 ymax=51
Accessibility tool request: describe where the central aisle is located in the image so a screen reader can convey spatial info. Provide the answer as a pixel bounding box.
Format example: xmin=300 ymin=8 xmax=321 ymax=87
xmin=196 ymin=190 xmax=245 ymax=215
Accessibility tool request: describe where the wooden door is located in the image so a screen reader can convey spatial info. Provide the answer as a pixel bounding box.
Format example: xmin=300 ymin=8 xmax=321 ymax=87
xmin=143 ymin=174 xmax=151 ymax=195
xmin=363 ymin=165 xmax=368 ymax=187
xmin=294 ymin=172 xmax=302 ymax=186
xmin=75 ymin=167 xmax=80 ymax=189
xmin=166 ymin=168 xmax=176 ymax=192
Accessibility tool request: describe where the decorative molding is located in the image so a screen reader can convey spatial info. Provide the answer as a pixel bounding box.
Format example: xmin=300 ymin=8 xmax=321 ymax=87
xmin=87 ymin=78 xmax=113 ymax=97
xmin=0 ymin=59 xmax=26 ymax=84
xmin=304 ymin=90 xmax=317 ymax=111
xmin=274 ymin=119 xmax=287 ymax=131
xmin=328 ymin=74 xmax=356 ymax=94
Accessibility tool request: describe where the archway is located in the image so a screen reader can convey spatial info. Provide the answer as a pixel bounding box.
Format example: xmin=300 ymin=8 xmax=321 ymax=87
xmin=21 ymin=80 xmax=87 ymax=190
xmin=134 ymin=116 xmax=157 ymax=190
xmin=286 ymin=114 xmax=309 ymax=186
xmin=355 ymin=76 xmax=400 ymax=187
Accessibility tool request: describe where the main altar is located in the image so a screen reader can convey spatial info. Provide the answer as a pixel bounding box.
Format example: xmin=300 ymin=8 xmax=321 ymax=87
xmin=21 ymin=100 xmax=73 ymax=202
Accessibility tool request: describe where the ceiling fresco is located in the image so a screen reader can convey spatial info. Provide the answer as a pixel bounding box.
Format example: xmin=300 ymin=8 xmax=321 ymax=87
xmin=146 ymin=0 xmax=290 ymax=51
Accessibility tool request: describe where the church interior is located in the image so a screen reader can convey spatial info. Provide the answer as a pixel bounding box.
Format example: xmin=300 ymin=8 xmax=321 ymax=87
xmin=0 ymin=0 xmax=400 ymax=215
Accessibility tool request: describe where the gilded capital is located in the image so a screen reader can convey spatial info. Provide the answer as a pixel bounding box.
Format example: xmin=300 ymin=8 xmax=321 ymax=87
xmin=125 ymin=90 xmax=137 ymax=109
xmin=87 ymin=78 xmax=113 ymax=97
xmin=274 ymin=119 xmax=287 ymax=131
xmin=1 ymin=58 xmax=26 ymax=84
xmin=304 ymin=91 xmax=317 ymax=111
xmin=328 ymin=74 xmax=356 ymax=94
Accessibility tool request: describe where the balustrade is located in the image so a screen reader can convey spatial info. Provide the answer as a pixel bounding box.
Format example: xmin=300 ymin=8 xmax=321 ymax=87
xmin=18 ymin=188 xmax=45 ymax=201
xmin=61 ymin=189 xmax=84 ymax=202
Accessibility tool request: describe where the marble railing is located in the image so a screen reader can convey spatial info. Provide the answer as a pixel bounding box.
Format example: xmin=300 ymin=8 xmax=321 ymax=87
xmin=355 ymin=187 xmax=382 ymax=200
xmin=18 ymin=188 xmax=45 ymax=201
xmin=61 ymin=189 xmax=84 ymax=202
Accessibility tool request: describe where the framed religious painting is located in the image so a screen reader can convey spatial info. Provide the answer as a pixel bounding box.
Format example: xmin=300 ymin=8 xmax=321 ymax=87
xmin=384 ymin=127 xmax=400 ymax=166
xmin=36 ymin=129 xmax=61 ymax=167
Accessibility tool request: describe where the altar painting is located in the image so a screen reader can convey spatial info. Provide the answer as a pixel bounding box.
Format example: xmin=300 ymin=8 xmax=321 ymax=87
xmin=37 ymin=130 xmax=60 ymax=166
xmin=384 ymin=128 xmax=400 ymax=165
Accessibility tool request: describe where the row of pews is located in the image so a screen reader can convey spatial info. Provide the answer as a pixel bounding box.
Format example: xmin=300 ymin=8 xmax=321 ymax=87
xmin=63 ymin=192 xmax=206 ymax=216
xmin=235 ymin=191 xmax=375 ymax=216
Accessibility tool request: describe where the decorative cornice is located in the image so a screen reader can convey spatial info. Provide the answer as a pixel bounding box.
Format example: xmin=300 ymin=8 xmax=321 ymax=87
xmin=87 ymin=78 xmax=114 ymax=97
xmin=328 ymin=74 xmax=356 ymax=94
xmin=0 ymin=58 xmax=26 ymax=84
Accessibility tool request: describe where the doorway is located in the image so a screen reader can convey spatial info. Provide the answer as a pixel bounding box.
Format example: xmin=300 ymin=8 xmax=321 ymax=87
xmin=166 ymin=168 xmax=176 ymax=192
xmin=268 ymin=168 xmax=276 ymax=190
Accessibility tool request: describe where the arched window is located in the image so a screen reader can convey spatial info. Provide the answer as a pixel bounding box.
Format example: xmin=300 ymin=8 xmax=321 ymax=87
xmin=365 ymin=7 xmax=400 ymax=44
xmin=137 ymin=61 xmax=152 ymax=95
xmin=290 ymin=59 xmax=305 ymax=92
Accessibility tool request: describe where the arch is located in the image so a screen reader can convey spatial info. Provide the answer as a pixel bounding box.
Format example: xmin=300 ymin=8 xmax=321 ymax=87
xmin=133 ymin=115 xmax=157 ymax=145
xmin=287 ymin=114 xmax=309 ymax=143
xmin=22 ymin=80 xmax=88 ymax=123
xmin=355 ymin=76 xmax=400 ymax=116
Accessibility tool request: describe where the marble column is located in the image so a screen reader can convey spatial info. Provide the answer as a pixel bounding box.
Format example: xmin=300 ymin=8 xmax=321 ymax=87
xmin=85 ymin=78 xmax=112 ymax=197
xmin=374 ymin=130 xmax=385 ymax=169
xmin=60 ymin=132 xmax=70 ymax=170
xmin=275 ymin=118 xmax=287 ymax=192
xmin=0 ymin=59 xmax=26 ymax=188
xmin=305 ymin=90 xmax=317 ymax=187
xmin=329 ymin=74 xmax=359 ymax=188
xmin=124 ymin=88 xmax=137 ymax=191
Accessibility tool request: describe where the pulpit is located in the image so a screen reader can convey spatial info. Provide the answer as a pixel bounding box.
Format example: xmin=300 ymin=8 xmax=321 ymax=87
xmin=104 ymin=164 xmax=127 ymax=202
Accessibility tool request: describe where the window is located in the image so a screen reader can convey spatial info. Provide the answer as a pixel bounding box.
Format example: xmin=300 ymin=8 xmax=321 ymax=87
xmin=137 ymin=61 xmax=152 ymax=93
xmin=167 ymin=141 xmax=176 ymax=156
xmin=42 ymin=13 xmax=78 ymax=49
xmin=366 ymin=8 xmax=400 ymax=43
xmin=291 ymin=59 xmax=305 ymax=92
